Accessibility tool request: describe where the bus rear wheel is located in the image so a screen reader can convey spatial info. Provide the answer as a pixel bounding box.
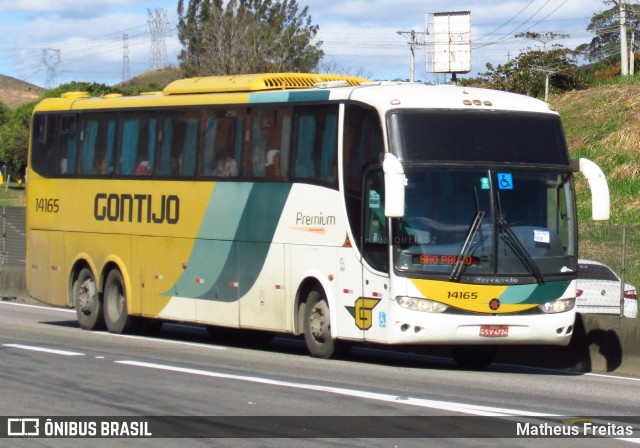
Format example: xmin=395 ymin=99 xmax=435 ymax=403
xmin=74 ymin=267 xmax=104 ymax=331
xmin=303 ymin=288 xmax=350 ymax=359
xmin=103 ymin=269 xmax=133 ymax=334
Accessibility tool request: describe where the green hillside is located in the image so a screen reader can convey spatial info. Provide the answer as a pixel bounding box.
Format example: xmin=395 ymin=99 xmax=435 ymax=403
xmin=551 ymin=77 xmax=640 ymax=286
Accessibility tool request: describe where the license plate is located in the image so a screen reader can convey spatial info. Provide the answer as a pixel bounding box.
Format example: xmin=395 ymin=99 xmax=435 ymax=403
xmin=479 ymin=325 xmax=509 ymax=337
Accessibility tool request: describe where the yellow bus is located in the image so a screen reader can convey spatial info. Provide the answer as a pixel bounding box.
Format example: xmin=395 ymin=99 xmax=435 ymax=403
xmin=27 ymin=73 xmax=609 ymax=367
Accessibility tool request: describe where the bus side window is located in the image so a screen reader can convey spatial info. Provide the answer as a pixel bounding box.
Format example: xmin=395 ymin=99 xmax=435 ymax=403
xmin=293 ymin=114 xmax=316 ymax=178
xmin=180 ymin=114 xmax=198 ymax=177
xmin=77 ymin=115 xmax=116 ymax=176
xmin=292 ymin=106 xmax=338 ymax=185
xmin=31 ymin=114 xmax=57 ymax=177
xmin=120 ymin=117 xmax=140 ymax=175
xmin=156 ymin=114 xmax=179 ymax=177
xmin=143 ymin=117 xmax=157 ymax=175
xmin=320 ymin=113 xmax=337 ymax=183
xmin=116 ymin=113 xmax=155 ymax=177
xmin=363 ymin=169 xmax=389 ymax=272
xmin=342 ymin=104 xmax=385 ymax=251
xmin=278 ymin=109 xmax=292 ymax=180
xmin=251 ymin=111 xmax=269 ymax=177
xmin=201 ymin=114 xmax=218 ymax=175
xmin=79 ymin=119 xmax=99 ymax=175
xmin=104 ymin=119 xmax=116 ymax=175
xmin=206 ymin=109 xmax=242 ymax=178
xmin=260 ymin=106 xmax=291 ymax=181
xmin=58 ymin=115 xmax=77 ymax=175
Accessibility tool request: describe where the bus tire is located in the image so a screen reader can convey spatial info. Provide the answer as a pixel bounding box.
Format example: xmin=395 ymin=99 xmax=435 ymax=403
xmin=74 ymin=267 xmax=104 ymax=331
xmin=103 ymin=269 xmax=133 ymax=334
xmin=303 ymin=288 xmax=350 ymax=359
xmin=451 ymin=346 xmax=498 ymax=370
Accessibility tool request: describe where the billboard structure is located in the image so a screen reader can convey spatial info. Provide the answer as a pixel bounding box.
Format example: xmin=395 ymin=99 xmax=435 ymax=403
xmin=426 ymin=11 xmax=471 ymax=74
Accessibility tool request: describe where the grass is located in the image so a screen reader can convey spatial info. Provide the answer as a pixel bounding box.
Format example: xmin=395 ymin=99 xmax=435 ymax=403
xmin=551 ymin=74 xmax=640 ymax=290
xmin=0 ymin=183 xmax=25 ymax=207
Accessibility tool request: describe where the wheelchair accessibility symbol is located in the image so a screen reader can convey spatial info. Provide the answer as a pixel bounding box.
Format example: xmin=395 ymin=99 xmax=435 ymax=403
xmin=497 ymin=172 xmax=513 ymax=190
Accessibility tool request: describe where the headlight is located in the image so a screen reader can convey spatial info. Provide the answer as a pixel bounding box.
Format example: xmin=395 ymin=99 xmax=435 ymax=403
xmin=538 ymin=297 xmax=575 ymax=314
xmin=396 ymin=296 xmax=448 ymax=313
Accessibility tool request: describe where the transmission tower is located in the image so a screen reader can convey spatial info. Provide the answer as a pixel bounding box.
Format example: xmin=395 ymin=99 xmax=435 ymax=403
xmin=148 ymin=8 xmax=168 ymax=71
xmin=42 ymin=49 xmax=61 ymax=89
xmin=122 ymin=33 xmax=131 ymax=83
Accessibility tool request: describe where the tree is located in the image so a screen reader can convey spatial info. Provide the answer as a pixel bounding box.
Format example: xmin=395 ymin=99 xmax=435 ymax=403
xmin=43 ymin=81 xmax=120 ymax=99
xmin=0 ymin=100 xmax=34 ymax=177
xmin=576 ymin=2 xmax=640 ymax=64
xmin=465 ymin=32 xmax=584 ymax=98
xmin=177 ymin=0 xmax=324 ymax=76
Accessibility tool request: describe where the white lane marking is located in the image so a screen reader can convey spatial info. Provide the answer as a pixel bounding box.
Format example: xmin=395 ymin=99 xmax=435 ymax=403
xmin=3 ymin=343 xmax=84 ymax=356
xmin=0 ymin=301 xmax=75 ymax=313
xmin=115 ymin=359 xmax=551 ymax=417
xmin=115 ymin=360 xmax=640 ymax=444
xmin=103 ymin=332 xmax=227 ymax=350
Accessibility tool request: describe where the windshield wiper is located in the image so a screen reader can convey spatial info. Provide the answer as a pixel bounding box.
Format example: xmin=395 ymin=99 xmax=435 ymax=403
xmin=497 ymin=216 xmax=545 ymax=285
xmin=494 ymin=190 xmax=544 ymax=284
xmin=450 ymin=211 xmax=485 ymax=281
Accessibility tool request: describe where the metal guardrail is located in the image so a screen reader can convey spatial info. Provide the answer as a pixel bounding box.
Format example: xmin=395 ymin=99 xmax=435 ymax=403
xmin=1 ymin=207 xmax=25 ymax=267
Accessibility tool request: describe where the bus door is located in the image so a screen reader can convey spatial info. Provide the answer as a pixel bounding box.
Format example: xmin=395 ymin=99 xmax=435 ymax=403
xmin=360 ymin=169 xmax=391 ymax=342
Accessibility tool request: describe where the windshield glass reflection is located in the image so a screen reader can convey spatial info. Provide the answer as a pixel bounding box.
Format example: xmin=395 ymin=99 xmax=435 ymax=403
xmin=393 ymin=168 xmax=576 ymax=281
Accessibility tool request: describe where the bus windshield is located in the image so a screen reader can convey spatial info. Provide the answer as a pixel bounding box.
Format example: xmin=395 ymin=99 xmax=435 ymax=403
xmin=388 ymin=110 xmax=569 ymax=165
xmin=393 ymin=168 xmax=576 ymax=281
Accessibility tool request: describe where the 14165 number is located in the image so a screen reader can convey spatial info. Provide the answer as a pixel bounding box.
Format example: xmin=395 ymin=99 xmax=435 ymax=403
xmin=35 ymin=198 xmax=60 ymax=213
xmin=447 ymin=291 xmax=478 ymax=300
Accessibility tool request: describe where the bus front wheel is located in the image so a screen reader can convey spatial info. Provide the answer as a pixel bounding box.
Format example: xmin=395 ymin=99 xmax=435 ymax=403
xmin=103 ymin=269 xmax=133 ymax=334
xmin=303 ymin=288 xmax=350 ymax=359
xmin=74 ymin=267 xmax=104 ymax=331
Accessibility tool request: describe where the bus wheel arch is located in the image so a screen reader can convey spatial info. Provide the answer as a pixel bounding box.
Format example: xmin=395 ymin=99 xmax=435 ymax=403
xmin=297 ymin=278 xmax=350 ymax=359
xmin=71 ymin=262 xmax=104 ymax=331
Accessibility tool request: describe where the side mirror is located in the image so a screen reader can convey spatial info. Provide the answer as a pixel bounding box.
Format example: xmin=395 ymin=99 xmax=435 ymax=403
xmin=571 ymin=158 xmax=610 ymax=221
xmin=382 ymin=153 xmax=406 ymax=218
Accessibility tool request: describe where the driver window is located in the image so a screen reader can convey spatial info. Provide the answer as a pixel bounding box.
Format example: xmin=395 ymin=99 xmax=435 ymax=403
xmin=363 ymin=169 xmax=388 ymax=272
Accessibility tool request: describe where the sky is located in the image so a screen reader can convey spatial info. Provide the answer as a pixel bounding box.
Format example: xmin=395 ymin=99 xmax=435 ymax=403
xmin=0 ymin=0 xmax=612 ymax=88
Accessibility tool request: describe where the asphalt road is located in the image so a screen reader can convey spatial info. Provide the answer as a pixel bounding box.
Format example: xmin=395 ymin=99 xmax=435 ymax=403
xmin=1 ymin=300 xmax=639 ymax=448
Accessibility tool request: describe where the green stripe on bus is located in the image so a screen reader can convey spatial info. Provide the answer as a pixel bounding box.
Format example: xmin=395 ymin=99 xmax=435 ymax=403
xmin=166 ymin=183 xmax=292 ymax=301
xmin=498 ymin=280 xmax=571 ymax=304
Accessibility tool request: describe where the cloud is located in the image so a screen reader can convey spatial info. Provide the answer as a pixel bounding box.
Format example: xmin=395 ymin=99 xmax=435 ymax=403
xmin=0 ymin=0 xmax=605 ymax=86
xmin=0 ymin=0 xmax=160 ymax=20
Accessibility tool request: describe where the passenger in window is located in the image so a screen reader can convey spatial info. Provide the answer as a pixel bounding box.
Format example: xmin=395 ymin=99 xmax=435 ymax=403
xmin=214 ymin=149 xmax=238 ymax=177
xmin=265 ymin=149 xmax=282 ymax=180
xmin=95 ymin=153 xmax=107 ymax=175
xmin=135 ymin=160 xmax=151 ymax=176
xmin=170 ymin=152 xmax=182 ymax=176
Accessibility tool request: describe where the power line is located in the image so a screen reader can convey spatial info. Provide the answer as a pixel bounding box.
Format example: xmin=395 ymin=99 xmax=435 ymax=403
xmin=475 ymin=0 xmax=536 ymax=41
